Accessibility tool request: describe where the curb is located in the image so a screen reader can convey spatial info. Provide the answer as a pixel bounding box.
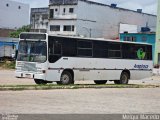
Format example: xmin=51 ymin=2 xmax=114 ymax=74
xmin=0 ymin=84 xmax=160 ymax=91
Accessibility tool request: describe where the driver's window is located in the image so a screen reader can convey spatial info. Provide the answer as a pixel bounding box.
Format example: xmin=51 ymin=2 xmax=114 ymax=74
xmin=49 ymin=40 xmax=62 ymax=63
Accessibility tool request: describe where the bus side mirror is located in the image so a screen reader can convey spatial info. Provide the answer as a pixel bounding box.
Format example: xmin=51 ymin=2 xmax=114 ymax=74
xmin=12 ymin=44 xmax=15 ymax=49
xmin=15 ymin=50 xmax=18 ymax=60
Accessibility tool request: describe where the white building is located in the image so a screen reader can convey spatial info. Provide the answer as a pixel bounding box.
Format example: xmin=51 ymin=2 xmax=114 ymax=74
xmin=30 ymin=8 xmax=49 ymax=33
xmin=0 ymin=0 xmax=29 ymax=29
xmin=48 ymin=0 xmax=156 ymax=39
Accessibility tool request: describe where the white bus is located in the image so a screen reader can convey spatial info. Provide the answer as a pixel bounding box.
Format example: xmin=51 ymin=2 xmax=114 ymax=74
xmin=15 ymin=32 xmax=153 ymax=85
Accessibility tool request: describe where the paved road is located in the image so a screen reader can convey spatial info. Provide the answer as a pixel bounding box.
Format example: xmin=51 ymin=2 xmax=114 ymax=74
xmin=0 ymin=70 xmax=160 ymax=85
xmin=0 ymin=88 xmax=160 ymax=114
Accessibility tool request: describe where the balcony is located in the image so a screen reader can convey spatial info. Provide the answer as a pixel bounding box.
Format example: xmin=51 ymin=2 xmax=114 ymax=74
xmin=51 ymin=14 xmax=77 ymax=20
xmin=49 ymin=0 xmax=78 ymax=5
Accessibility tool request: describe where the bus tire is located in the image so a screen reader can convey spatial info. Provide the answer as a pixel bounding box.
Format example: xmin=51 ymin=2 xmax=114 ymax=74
xmin=57 ymin=71 xmax=74 ymax=85
xmin=114 ymin=80 xmax=121 ymax=84
xmin=34 ymin=79 xmax=47 ymax=85
xmin=120 ymin=72 xmax=129 ymax=84
xmin=94 ymin=80 xmax=107 ymax=84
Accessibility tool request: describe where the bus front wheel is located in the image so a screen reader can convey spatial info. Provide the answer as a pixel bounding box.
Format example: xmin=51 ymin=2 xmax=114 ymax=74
xmin=120 ymin=72 xmax=129 ymax=84
xmin=94 ymin=80 xmax=107 ymax=84
xmin=34 ymin=79 xmax=47 ymax=85
xmin=57 ymin=71 xmax=74 ymax=85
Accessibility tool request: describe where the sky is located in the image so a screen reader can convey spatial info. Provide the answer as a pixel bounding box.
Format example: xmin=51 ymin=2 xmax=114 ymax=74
xmin=12 ymin=0 xmax=157 ymax=15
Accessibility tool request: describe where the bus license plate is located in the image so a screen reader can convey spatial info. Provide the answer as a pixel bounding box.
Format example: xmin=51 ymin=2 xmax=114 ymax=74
xmin=26 ymin=74 xmax=31 ymax=78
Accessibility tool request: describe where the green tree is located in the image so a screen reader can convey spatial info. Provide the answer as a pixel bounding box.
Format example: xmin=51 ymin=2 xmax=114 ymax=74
xmin=9 ymin=25 xmax=31 ymax=38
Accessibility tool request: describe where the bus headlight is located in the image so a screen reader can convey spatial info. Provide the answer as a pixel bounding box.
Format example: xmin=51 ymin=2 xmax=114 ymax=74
xmin=16 ymin=67 xmax=22 ymax=71
xmin=37 ymin=69 xmax=46 ymax=74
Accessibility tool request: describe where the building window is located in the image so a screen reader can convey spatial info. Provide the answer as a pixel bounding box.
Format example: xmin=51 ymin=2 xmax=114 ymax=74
xmin=63 ymin=25 xmax=74 ymax=31
xmin=55 ymin=8 xmax=58 ymax=12
xmin=124 ymin=36 xmax=127 ymax=41
xmin=41 ymin=21 xmax=44 ymax=25
xmin=18 ymin=6 xmax=21 ymax=9
xmin=69 ymin=8 xmax=74 ymax=13
xmin=131 ymin=36 xmax=136 ymax=42
xmin=50 ymin=9 xmax=54 ymax=18
xmin=124 ymin=36 xmax=136 ymax=42
xmin=63 ymin=8 xmax=66 ymax=13
xmin=142 ymin=36 xmax=147 ymax=41
xmin=6 ymin=3 xmax=9 ymax=7
xmin=50 ymin=25 xmax=60 ymax=31
xmin=46 ymin=22 xmax=48 ymax=27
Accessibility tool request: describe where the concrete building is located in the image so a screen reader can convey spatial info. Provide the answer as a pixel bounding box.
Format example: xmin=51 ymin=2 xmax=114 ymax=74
xmin=120 ymin=33 xmax=155 ymax=62
xmin=155 ymin=0 xmax=160 ymax=65
xmin=30 ymin=7 xmax=49 ymax=33
xmin=48 ymin=0 xmax=156 ymax=39
xmin=0 ymin=0 xmax=29 ymax=30
xmin=0 ymin=37 xmax=18 ymax=59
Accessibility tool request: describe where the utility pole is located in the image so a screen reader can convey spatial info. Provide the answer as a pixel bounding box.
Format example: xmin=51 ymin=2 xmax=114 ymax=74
xmin=82 ymin=27 xmax=92 ymax=38
xmin=154 ymin=1 xmax=160 ymax=64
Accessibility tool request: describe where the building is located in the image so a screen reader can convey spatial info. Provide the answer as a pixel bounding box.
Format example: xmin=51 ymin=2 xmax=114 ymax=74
xmin=30 ymin=7 xmax=49 ymax=33
xmin=0 ymin=37 xmax=18 ymax=60
xmin=48 ymin=0 xmax=156 ymax=39
xmin=0 ymin=29 xmax=15 ymax=37
xmin=0 ymin=0 xmax=29 ymax=30
xmin=155 ymin=1 xmax=160 ymax=65
xmin=120 ymin=33 xmax=155 ymax=62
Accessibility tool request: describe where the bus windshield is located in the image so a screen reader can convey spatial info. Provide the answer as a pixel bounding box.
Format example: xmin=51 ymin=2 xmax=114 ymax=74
xmin=17 ymin=41 xmax=47 ymax=63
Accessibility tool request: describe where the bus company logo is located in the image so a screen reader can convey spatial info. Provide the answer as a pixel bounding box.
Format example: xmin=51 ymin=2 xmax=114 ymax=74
xmin=134 ymin=64 xmax=149 ymax=69
xmin=137 ymin=48 xmax=146 ymax=59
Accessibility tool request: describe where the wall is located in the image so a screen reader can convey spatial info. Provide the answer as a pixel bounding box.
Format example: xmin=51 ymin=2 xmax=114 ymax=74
xmin=76 ymin=0 xmax=156 ymax=39
xmin=48 ymin=5 xmax=77 ymax=35
xmin=155 ymin=1 xmax=160 ymax=64
xmin=0 ymin=28 xmax=15 ymax=37
xmin=30 ymin=8 xmax=49 ymax=32
xmin=0 ymin=0 xmax=29 ymax=29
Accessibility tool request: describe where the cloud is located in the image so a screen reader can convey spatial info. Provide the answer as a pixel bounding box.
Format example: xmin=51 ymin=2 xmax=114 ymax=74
xmin=92 ymin=0 xmax=157 ymax=14
xmin=12 ymin=0 xmax=157 ymax=14
xmin=12 ymin=0 xmax=48 ymax=8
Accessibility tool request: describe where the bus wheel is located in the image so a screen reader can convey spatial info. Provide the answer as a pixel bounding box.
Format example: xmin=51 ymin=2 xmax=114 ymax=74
xmin=120 ymin=72 xmax=129 ymax=84
xmin=94 ymin=80 xmax=107 ymax=84
xmin=114 ymin=80 xmax=121 ymax=84
xmin=34 ymin=79 xmax=47 ymax=85
xmin=57 ymin=71 xmax=74 ymax=85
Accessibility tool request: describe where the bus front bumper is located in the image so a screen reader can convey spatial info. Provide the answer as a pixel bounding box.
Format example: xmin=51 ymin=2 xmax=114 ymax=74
xmin=15 ymin=71 xmax=46 ymax=80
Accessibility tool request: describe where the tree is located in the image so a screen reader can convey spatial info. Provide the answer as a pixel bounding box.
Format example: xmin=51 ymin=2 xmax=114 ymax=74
xmin=9 ymin=25 xmax=31 ymax=38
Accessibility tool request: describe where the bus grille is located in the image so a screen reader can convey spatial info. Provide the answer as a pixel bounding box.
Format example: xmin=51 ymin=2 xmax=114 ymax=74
xmin=21 ymin=62 xmax=37 ymax=72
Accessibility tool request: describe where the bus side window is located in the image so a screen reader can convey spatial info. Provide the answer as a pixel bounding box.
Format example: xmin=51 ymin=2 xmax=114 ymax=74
xmin=49 ymin=40 xmax=62 ymax=63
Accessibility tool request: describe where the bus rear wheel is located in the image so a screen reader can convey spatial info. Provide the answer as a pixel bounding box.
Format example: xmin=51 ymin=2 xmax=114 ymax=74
xmin=34 ymin=79 xmax=47 ymax=85
xmin=120 ymin=72 xmax=129 ymax=84
xmin=114 ymin=80 xmax=121 ymax=84
xmin=94 ymin=80 xmax=107 ymax=84
xmin=114 ymin=72 xmax=129 ymax=84
xmin=57 ymin=71 xmax=74 ymax=85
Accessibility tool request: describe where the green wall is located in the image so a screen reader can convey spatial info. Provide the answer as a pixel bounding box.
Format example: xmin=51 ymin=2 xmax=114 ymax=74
xmin=155 ymin=1 xmax=160 ymax=64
